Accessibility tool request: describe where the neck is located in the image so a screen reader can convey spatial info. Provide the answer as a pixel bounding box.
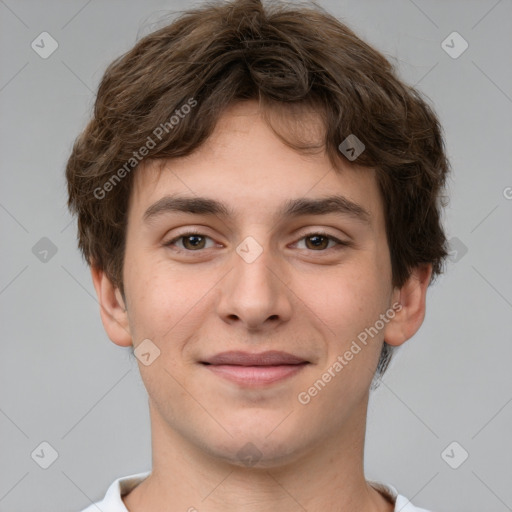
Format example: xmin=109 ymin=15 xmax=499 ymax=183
xmin=123 ymin=395 xmax=394 ymax=512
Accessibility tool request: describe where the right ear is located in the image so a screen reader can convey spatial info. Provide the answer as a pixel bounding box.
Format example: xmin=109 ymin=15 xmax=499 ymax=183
xmin=90 ymin=265 xmax=132 ymax=347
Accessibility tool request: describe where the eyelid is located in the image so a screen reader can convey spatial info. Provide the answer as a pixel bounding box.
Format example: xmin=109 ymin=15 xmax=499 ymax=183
xmin=164 ymin=229 xmax=218 ymax=250
xmin=291 ymin=230 xmax=351 ymax=250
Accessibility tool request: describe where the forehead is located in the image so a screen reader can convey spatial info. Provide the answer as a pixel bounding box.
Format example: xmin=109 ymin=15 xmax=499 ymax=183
xmin=128 ymin=100 xmax=383 ymax=228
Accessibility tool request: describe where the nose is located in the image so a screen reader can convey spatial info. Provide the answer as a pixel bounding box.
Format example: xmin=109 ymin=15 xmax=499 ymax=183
xmin=216 ymin=239 xmax=293 ymax=331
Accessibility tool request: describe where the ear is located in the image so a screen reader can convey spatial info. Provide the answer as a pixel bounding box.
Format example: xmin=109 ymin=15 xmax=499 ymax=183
xmin=90 ymin=265 xmax=132 ymax=347
xmin=383 ymin=263 xmax=432 ymax=347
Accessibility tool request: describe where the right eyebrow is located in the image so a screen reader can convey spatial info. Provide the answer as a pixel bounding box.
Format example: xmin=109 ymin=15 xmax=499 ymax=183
xmin=143 ymin=195 xmax=234 ymax=224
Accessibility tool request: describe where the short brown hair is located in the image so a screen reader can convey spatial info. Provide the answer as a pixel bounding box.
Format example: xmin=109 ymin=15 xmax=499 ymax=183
xmin=65 ymin=0 xmax=450 ymax=379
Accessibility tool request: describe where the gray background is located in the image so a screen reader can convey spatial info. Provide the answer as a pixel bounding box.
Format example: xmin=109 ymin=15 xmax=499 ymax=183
xmin=1 ymin=0 xmax=511 ymax=511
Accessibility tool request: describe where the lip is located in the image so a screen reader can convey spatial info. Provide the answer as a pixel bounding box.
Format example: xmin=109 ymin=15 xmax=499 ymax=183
xmin=201 ymin=350 xmax=309 ymax=386
xmin=202 ymin=350 xmax=308 ymax=366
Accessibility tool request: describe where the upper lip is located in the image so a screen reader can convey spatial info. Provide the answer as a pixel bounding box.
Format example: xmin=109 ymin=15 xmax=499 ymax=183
xmin=201 ymin=350 xmax=308 ymax=366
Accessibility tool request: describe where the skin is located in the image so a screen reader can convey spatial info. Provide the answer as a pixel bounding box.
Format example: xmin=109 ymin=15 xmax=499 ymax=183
xmin=91 ymin=99 xmax=431 ymax=512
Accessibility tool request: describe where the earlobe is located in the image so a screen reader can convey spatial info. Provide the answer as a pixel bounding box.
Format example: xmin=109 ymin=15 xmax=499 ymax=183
xmin=90 ymin=266 xmax=132 ymax=347
xmin=383 ymin=264 xmax=433 ymax=347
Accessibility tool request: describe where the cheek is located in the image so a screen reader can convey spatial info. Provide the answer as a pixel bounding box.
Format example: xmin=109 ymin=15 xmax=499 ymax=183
xmin=297 ymin=267 xmax=390 ymax=400
xmin=124 ymin=256 xmax=174 ymax=342
xmin=124 ymin=257 xmax=215 ymax=343
xmin=298 ymin=263 xmax=388 ymax=339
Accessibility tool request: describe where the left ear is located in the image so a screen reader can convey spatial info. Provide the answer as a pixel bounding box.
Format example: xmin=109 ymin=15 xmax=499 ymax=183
xmin=383 ymin=263 xmax=433 ymax=347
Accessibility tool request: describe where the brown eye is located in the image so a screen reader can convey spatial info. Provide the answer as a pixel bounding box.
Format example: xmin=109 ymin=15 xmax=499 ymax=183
xmin=305 ymin=234 xmax=330 ymax=250
xmin=165 ymin=232 xmax=215 ymax=251
xmin=295 ymin=232 xmax=347 ymax=251
xmin=182 ymin=235 xmax=207 ymax=250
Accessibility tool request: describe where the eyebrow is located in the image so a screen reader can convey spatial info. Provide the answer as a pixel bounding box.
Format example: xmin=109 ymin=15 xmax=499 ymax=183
xmin=143 ymin=194 xmax=371 ymax=225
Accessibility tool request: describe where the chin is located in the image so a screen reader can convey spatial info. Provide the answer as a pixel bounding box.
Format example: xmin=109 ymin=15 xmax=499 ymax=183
xmin=201 ymin=420 xmax=311 ymax=470
xmin=211 ymin=440 xmax=304 ymax=470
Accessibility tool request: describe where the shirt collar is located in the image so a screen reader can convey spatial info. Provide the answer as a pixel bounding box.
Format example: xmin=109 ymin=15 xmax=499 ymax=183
xmin=102 ymin=472 xmax=429 ymax=512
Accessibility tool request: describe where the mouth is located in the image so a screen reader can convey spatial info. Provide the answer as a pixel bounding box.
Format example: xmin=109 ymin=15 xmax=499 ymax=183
xmin=200 ymin=350 xmax=310 ymax=387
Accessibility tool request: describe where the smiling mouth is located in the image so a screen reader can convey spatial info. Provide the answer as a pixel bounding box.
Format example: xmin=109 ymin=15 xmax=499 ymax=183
xmin=200 ymin=350 xmax=310 ymax=386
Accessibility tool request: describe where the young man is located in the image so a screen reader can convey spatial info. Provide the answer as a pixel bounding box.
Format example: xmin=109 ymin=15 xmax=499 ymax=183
xmin=66 ymin=0 xmax=450 ymax=510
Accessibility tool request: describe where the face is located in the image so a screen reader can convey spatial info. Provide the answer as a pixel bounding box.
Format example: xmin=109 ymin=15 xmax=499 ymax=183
xmin=109 ymin=100 xmax=406 ymax=467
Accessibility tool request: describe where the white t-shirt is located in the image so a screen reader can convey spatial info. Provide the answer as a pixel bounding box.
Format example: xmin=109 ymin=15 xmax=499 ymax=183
xmin=79 ymin=471 xmax=433 ymax=511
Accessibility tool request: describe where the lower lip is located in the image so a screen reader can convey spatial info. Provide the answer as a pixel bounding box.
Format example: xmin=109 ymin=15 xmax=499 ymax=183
xmin=204 ymin=363 xmax=308 ymax=386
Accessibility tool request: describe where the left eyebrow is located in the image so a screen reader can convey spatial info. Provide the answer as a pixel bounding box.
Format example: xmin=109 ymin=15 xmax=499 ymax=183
xmin=142 ymin=194 xmax=371 ymax=225
xmin=279 ymin=195 xmax=371 ymax=224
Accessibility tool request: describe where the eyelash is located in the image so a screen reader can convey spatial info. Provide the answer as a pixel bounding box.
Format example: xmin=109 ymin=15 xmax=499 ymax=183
xmin=164 ymin=230 xmax=350 ymax=253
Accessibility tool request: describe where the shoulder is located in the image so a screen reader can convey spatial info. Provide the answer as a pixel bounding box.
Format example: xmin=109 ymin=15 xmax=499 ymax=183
xmin=78 ymin=471 xmax=151 ymax=512
xmin=369 ymin=480 xmax=434 ymax=512
xmin=394 ymin=494 xmax=434 ymax=512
